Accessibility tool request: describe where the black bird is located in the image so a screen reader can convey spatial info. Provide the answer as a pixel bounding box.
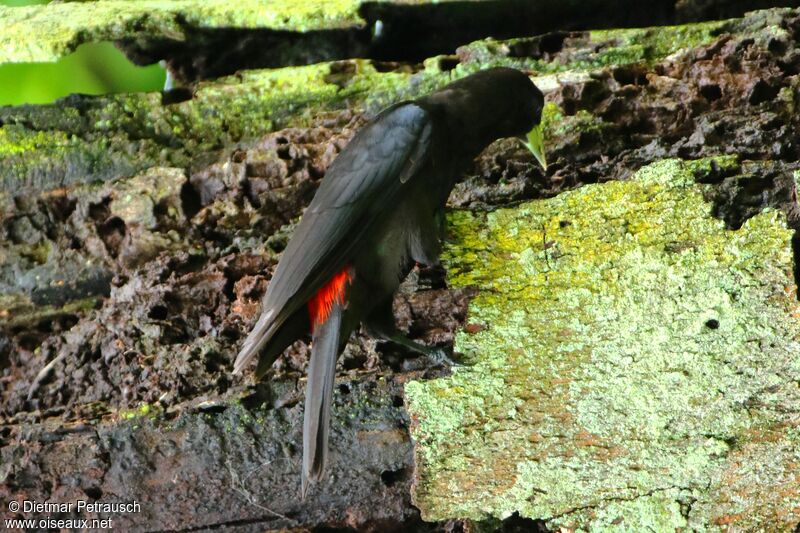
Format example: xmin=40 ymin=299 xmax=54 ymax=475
xmin=234 ymin=67 xmax=547 ymax=495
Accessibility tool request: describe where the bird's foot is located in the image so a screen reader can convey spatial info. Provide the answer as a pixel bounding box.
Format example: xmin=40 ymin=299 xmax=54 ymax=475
xmin=408 ymin=342 xmax=467 ymax=369
xmin=381 ymin=334 xmax=463 ymax=368
xmin=424 ymin=346 xmax=462 ymax=368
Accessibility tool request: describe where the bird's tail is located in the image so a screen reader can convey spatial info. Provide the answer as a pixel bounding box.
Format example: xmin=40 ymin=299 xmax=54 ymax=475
xmin=301 ymin=300 xmax=342 ymax=498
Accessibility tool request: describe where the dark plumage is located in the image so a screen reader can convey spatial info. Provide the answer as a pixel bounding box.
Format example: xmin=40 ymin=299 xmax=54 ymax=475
xmin=234 ymin=67 xmax=546 ymax=495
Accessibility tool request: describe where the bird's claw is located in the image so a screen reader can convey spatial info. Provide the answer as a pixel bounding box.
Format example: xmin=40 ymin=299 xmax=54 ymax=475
xmin=426 ymin=346 xmax=465 ymax=368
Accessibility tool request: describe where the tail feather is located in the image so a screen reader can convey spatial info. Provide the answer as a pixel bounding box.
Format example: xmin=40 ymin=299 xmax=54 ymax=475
xmin=301 ymin=301 xmax=342 ymax=498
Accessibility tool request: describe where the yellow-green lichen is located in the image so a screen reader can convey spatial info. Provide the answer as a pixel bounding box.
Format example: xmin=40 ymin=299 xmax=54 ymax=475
xmin=405 ymin=159 xmax=800 ymax=531
xmin=684 ymin=154 xmax=740 ymax=179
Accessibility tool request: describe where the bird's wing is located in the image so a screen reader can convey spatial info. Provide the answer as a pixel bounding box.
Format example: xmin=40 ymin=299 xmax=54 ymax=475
xmin=234 ymin=102 xmax=433 ymax=372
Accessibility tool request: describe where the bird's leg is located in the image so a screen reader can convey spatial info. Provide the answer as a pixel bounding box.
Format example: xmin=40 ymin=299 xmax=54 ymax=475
xmin=363 ymin=297 xmax=457 ymax=367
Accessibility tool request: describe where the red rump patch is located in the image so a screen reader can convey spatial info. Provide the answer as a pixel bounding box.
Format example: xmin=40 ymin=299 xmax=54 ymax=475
xmin=308 ymin=267 xmax=353 ymax=331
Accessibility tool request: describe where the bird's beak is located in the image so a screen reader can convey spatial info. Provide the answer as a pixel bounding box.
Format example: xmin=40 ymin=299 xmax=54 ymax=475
xmin=520 ymin=123 xmax=547 ymax=171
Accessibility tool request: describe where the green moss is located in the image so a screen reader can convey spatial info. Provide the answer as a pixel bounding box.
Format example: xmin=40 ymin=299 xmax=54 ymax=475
xmin=541 ymin=102 xmax=610 ymax=140
xmin=0 ymin=62 xmax=345 ymax=189
xmin=0 ymin=125 xmax=72 ymax=156
xmin=0 ymin=120 xmax=147 ymax=189
xmin=456 ymin=19 xmax=727 ymax=78
xmin=120 ymin=402 xmax=159 ymax=421
xmin=2 ymin=3 xmax=795 ymax=190
xmin=0 ymin=46 xmax=615 ymax=190
xmin=405 ymin=159 xmax=800 ymax=530
xmin=0 ymin=0 xmax=366 ymax=64
xmin=17 ymin=239 xmax=51 ymax=265
xmin=0 ymin=293 xmax=99 ymax=329
xmin=0 ymin=57 xmax=454 ymax=190
xmin=588 ymin=20 xmax=726 ymax=67
xmin=3 ymin=8 xmax=787 ymax=192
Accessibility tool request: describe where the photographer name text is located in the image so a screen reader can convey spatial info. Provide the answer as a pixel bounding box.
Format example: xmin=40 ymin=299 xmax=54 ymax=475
xmin=8 ymin=499 xmax=140 ymax=514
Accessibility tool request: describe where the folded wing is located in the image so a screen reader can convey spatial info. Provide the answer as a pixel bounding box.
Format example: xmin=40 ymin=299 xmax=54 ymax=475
xmin=234 ymin=102 xmax=433 ymax=373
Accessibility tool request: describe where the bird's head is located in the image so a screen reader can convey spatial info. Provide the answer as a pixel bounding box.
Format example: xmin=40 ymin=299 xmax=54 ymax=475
xmin=419 ymin=67 xmax=547 ymax=170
